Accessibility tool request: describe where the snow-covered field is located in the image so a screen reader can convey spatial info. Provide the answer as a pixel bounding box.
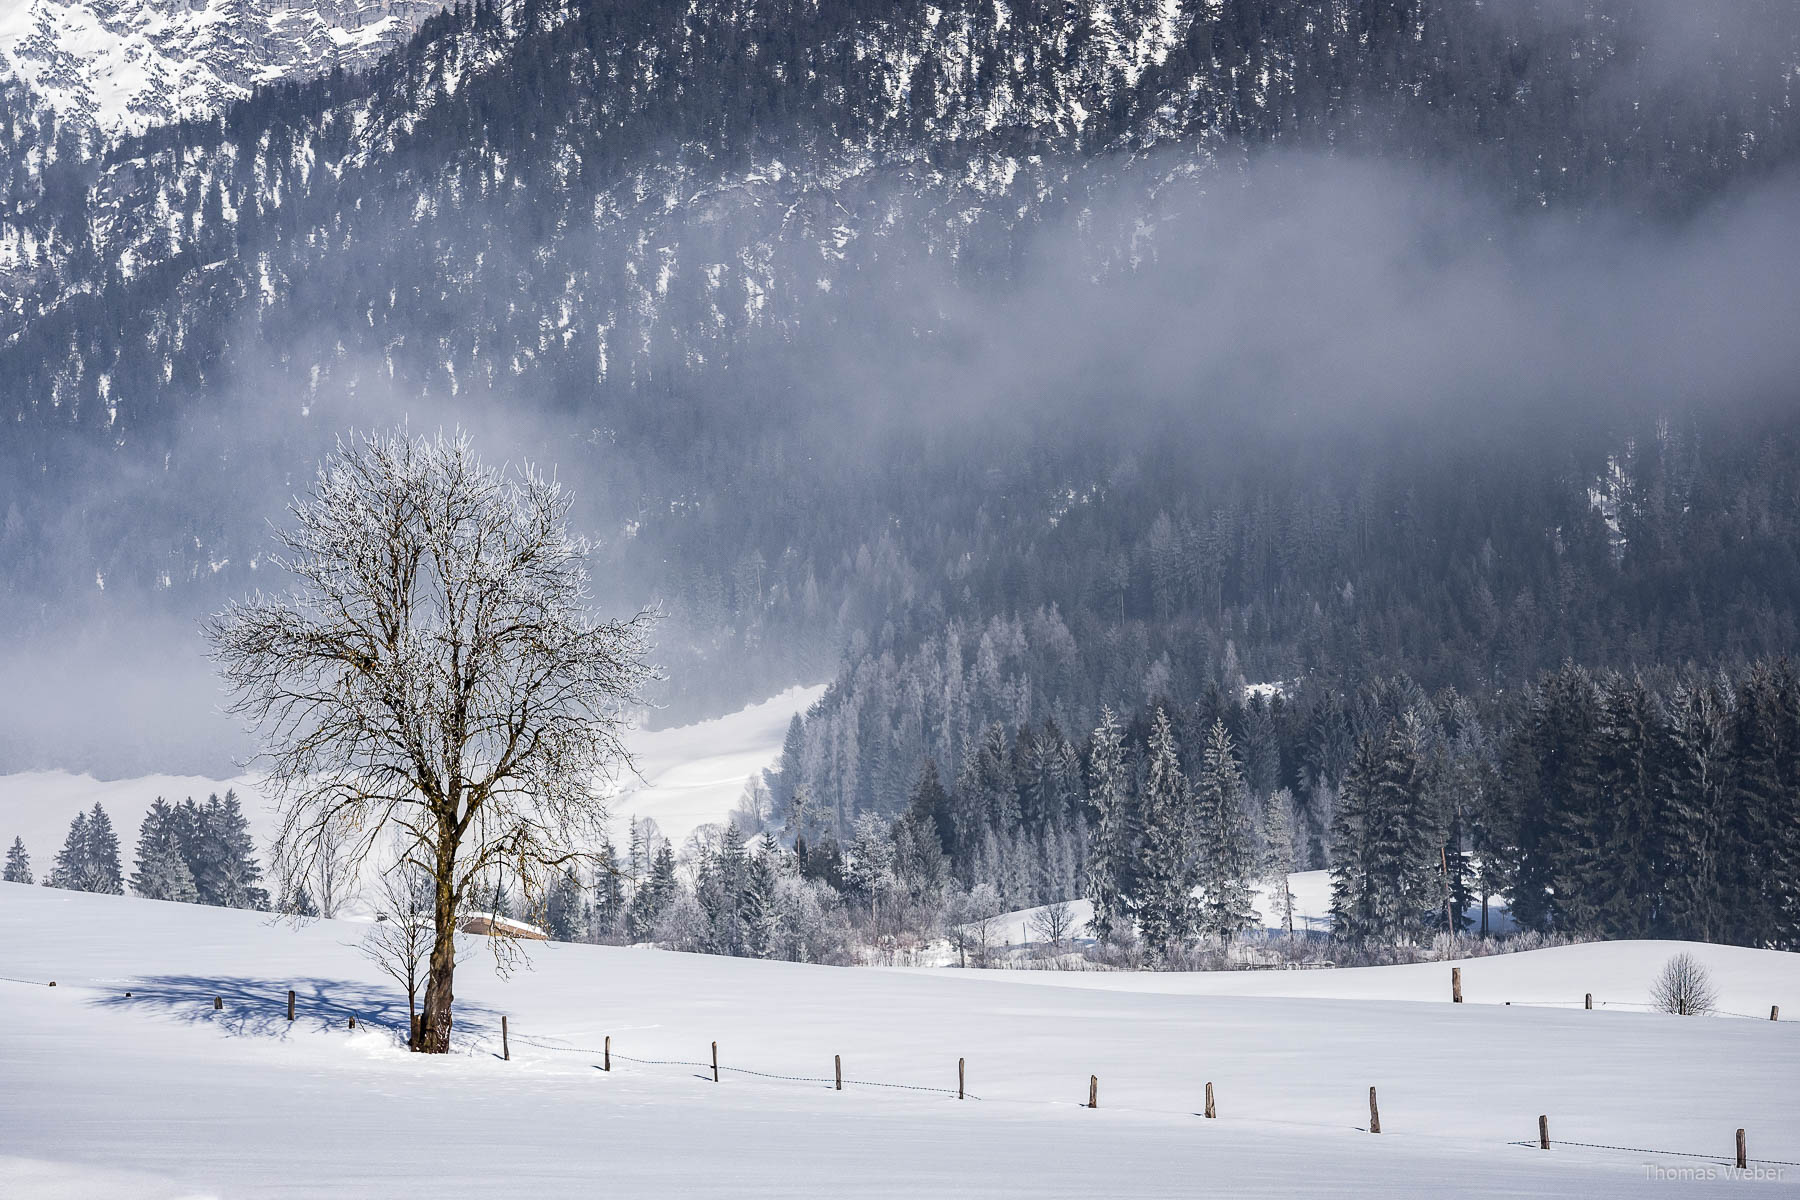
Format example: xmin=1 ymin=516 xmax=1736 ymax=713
xmin=0 ymin=684 xmax=824 ymax=880
xmin=3 ymin=883 xmax=1797 ymax=1197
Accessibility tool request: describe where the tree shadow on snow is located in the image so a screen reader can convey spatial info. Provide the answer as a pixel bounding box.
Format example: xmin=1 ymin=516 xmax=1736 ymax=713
xmin=91 ymin=975 xmax=502 ymax=1049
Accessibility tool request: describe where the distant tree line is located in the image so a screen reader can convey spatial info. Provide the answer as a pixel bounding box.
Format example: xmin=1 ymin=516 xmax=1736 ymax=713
xmin=6 ymin=793 xmax=269 ymax=911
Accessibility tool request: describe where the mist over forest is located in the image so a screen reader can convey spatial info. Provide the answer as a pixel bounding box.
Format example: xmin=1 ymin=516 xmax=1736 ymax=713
xmin=2 ymin=0 xmax=1798 ymax=775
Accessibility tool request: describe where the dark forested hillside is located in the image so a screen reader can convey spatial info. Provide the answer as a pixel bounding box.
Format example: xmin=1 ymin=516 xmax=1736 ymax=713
xmin=2 ymin=0 xmax=1799 ymax=773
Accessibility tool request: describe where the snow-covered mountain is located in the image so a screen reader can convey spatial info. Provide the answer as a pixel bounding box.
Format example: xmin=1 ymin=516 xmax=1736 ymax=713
xmin=0 ymin=0 xmax=438 ymax=132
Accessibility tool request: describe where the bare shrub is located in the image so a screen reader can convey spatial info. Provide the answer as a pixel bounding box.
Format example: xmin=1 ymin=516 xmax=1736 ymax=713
xmin=1651 ymin=952 xmax=1718 ymax=1016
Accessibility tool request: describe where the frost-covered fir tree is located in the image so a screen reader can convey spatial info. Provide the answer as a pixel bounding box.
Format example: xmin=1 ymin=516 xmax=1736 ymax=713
xmin=49 ymin=811 xmax=89 ymax=889
xmin=590 ymin=839 xmax=627 ymax=940
xmin=1135 ymin=708 xmax=1194 ymax=962
xmin=742 ymin=842 xmax=780 ymax=959
xmin=1330 ymin=713 xmax=1439 ymax=943
xmin=544 ymin=867 xmax=585 ymax=941
xmin=51 ymin=804 xmax=123 ymax=893
xmin=85 ymin=803 xmax=124 ymax=894
xmin=1192 ymin=721 xmax=1258 ymax=944
xmin=4 ymin=836 xmax=30 ymax=884
xmin=132 ymin=799 xmax=199 ymax=903
xmin=1083 ymin=707 xmax=1135 ymax=944
xmin=698 ymin=825 xmax=753 ymax=954
xmin=627 ymin=843 xmax=678 ymax=941
xmin=192 ymin=791 xmax=268 ymax=910
xmin=1261 ymin=787 xmax=1298 ymax=939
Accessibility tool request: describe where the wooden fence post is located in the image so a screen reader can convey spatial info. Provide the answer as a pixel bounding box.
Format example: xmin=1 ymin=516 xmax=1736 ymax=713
xmin=348 ymin=1016 xmax=356 ymax=1031
xmin=1773 ymin=1005 xmax=1780 ymax=1022
xmin=1368 ymin=1087 xmax=1381 ymax=1134
xmin=1538 ymin=1114 xmax=1549 ymax=1150
xmin=1584 ymin=993 xmax=1593 ymax=1010
xmin=712 ymin=1041 xmax=719 ymax=1083
xmin=835 ymin=1054 xmax=842 ymax=1091
xmin=1737 ymin=1128 xmax=1747 ymax=1170
xmin=604 ymin=1035 xmax=611 ymax=1071
xmin=287 ymin=989 xmax=295 ymax=1022
xmin=1452 ymin=967 xmax=1462 ymax=1004
xmin=214 ymin=996 xmax=222 ymax=1010
xmin=1088 ymin=1075 xmax=1098 ymax=1109
xmin=1204 ymin=1081 xmax=1216 ymax=1119
xmin=958 ymin=1057 xmax=965 ymax=1100
xmin=501 ymin=1015 xmax=510 ymax=1061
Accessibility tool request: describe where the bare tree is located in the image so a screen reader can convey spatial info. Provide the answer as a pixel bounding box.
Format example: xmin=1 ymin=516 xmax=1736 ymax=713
xmin=729 ymin=774 xmax=774 ymax=835
xmin=948 ymin=883 xmax=1004 ymax=968
xmin=279 ymin=814 xmax=359 ymax=919
xmin=361 ymin=859 xmax=433 ymax=1046
xmin=1029 ymin=899 xmax=1076 ymax=953
xmin=208 ymin=430 xmax=657 ymax=1052
xmin=1651 ymin=952 xmax=1718 ymax=1016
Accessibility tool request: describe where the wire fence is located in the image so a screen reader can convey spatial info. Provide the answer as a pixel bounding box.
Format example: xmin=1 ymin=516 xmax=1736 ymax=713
xmin=1483 ymin=996 xmax=1779 ymax=1020
xmin=1504 ymin=1138 xmax=1800 ymax=1168
xmin=506 ymin=1031 xmax=980 ymax=1097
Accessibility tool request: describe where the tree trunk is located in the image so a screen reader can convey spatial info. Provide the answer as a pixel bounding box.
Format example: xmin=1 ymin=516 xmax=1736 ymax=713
xmin=417 ymin=840 xmax=459 ymax=1054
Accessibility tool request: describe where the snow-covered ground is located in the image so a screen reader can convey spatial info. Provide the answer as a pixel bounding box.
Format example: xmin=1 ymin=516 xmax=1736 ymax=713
xmin=0 ymin=684 xmax=824 ymax=880
xmin=3 ymin=883 xmax=1797 ymax=1197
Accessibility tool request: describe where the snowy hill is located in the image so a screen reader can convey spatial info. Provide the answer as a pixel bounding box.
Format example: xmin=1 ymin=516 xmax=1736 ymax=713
xmin=0 ymin=0 xmax=437 ymax=132
xmin=0 ymin=683 xmax=823 ymax=884
xmin=3 ymin=883 xmax=1797 ymax=1196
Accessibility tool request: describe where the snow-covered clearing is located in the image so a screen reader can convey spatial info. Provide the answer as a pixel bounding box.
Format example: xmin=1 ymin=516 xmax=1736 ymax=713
xmin=609 ymin=683 xmax=824 ymax=849
xmin=0 ymin=684 xmax=824 ymax=878
xmin=3 ymin=884 xmax=1797 ymax=1197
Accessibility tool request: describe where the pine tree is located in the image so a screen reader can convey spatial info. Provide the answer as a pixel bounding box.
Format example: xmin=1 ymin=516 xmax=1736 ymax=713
xmin=1261 ymin=788 xmax=1297 ymax=938
xmin=1543 ymin=671 xmax=1659 ymax=939
xmin=1083 ymin=706 xmax=1135 ymax=944
xmin=894 ymin=769 xmax=950 ymax=903
xmin=84 ymin=803 xmax=124 ymax=894
xmin=545 ymin=867 xmax=585 ymax=941
xmin=741 ymin=842 xmax=779 ymax=959
xmin=1722 ymin=666 xmax=1785 ymax=947
xmin=591 ymin=839 xmax=626 ymax=939
xmin=48 ymin=810 xmax=90 ymax=890
xmin=53 ymin=804 xmax=123 ymax=894
xmin=1661 ymin=680 xmax=1729 ymax=942
xmin=132 ymin=799 xmax=198 ymax=903
xmin=1192 ymin=721 xmax=1257 ymax=943
xmin=770 ymin=712 xmax=806 ymax=816
xmin=1329 ymin=735 xmax=1379 ymax=943
xmin=194 ymin=791 xmax=268 ymax=910
xmin=3 ymin=836 xmax=30 ymax=884
xmin=627 ymin=843 xmax=678 ymax=941
xmin=1331 ymin=713 xmax=1438 ymax=943
xmin=1135 ymin=707 xmax=1194 ymax=962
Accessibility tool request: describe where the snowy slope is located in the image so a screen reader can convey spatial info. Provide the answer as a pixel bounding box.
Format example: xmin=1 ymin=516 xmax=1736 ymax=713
xmin=0 ymin=0 xmax=437 ymax=132
xmin=913 ymin=939 xmax=1796 ymax=1016
xmin=610 ymin=683 xmax=824 ymax=850
xmin=0 ymin=684 xmax=824 ymax=879
xmin=2 ymin=884 xmax=1798 ymax=1197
